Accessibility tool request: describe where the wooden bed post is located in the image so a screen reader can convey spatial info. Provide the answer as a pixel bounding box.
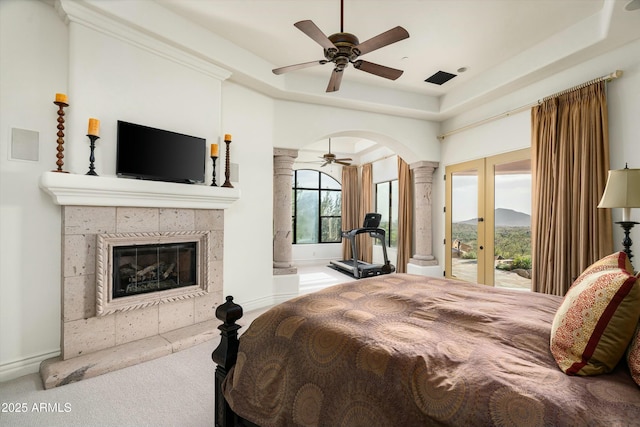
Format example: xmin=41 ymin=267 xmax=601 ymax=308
xmin=212 ymin=296 xmax=243 ymax=427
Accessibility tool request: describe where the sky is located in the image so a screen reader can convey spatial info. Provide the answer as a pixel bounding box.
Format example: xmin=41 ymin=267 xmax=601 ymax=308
xmin=452 ymin=174 xmax=531 ymax=223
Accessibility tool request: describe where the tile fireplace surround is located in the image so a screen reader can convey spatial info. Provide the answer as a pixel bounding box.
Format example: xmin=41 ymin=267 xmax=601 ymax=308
xmin=39 ymin=172 xmax=239 ymax=388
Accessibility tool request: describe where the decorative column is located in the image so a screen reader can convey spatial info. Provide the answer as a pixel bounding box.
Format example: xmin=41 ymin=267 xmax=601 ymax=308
xmin=273 ymin=148 xmax=298 ymax=275
xmin=409 ymin=161 xmax=439 ymax=266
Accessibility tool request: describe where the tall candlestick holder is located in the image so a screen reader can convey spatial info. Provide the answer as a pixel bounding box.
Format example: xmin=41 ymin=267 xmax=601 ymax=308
xmin=617 ymin=221 xmax=639 ymax=263
xmin=210 ymin=156 xmax=218 ymax=186
xmin=222 ymin=137 xmax=233 ymax=188
xmin=52 ymin=100 xmax=69 ymax=173
xmin=86 ymin=134 xmax=100 ymax=176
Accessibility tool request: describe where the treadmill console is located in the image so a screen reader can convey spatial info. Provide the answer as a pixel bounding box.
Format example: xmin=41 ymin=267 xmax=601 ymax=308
xmin=363 ymin=213 xmax=381 ymax=228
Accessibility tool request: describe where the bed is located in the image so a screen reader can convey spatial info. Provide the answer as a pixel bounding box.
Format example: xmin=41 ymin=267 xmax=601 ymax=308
xmin=212 ymin=256 xmax=640 ymax=427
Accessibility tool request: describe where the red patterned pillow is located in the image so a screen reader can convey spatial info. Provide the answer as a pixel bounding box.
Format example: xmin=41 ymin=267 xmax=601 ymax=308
xmin=550 ymin=252 xmax=640 ymax=376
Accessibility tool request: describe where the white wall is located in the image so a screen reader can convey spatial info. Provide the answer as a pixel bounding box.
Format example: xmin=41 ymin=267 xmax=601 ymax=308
xmin=434 ymin=40 xmax=640 ymax=274
xmin=0 ymin=0 xmax=68 ymax=381
xmin=221 ymin=82 xmax=275 ymax=306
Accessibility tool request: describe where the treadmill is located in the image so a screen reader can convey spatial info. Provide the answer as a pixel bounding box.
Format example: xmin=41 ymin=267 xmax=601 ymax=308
xmin=329 ymin=213 xmax=396 ymax=279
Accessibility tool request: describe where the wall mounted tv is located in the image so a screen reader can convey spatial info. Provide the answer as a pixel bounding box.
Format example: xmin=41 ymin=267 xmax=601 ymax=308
xmin=116 ymin=120 xmax=205 ymax=184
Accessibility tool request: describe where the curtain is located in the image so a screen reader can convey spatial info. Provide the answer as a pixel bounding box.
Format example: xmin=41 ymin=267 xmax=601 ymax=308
xmin=397 ymin=157 xmax=413 ymax=273
xmin=358 ymin=163 xmax=373 ymax=263
xmin=341 ymin=165 xmax=360 ymax=261
xmin=531 ymin=81 xmax=612 ymax=296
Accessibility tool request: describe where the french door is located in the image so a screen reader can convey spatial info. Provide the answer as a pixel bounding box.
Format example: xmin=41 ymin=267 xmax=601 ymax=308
xmin=445 ymin=149 xmax=531 ymax=288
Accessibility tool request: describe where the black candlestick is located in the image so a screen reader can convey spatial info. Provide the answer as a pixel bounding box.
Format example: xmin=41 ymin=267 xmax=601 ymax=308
xmin=617 ymin=221 xmax=639 ymax=263
xmin=86 ymin=134 xmax=99 ymax=176
xmin=211 ymin=156 xmax=218 ymax=186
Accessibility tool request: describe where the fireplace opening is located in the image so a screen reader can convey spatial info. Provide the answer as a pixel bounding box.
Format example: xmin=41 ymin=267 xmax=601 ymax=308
xmin=113 ymin=242 xmax=197 ymax=299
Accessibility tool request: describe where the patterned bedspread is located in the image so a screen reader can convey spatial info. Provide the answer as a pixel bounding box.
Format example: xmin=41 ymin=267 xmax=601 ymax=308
xmin=222 ymin=274 xmax=640 ymax=426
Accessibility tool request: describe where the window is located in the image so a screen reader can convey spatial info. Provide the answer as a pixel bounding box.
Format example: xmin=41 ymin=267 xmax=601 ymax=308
xmin=292 ymin=170 xmax=342 ymax=244
xmin=375 ymin=180 xmax=398 ymax=248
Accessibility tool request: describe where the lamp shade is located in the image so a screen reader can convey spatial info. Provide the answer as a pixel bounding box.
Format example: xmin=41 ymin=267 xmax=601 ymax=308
xmin=598 ymin=166 xmax=640 ymax=221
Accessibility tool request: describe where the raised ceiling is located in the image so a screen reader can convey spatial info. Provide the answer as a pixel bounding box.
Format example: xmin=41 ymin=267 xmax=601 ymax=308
xmin=155 ymin=0 xmax=640 ymax=122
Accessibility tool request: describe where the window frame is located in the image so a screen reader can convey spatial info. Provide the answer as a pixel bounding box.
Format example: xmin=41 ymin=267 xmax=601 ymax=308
xmin=292 ymin=169 xmax=342 ymax=244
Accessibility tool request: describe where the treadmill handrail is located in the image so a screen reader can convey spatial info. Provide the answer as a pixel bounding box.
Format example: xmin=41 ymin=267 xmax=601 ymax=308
xmin=341 ymin=227 xmax=386 ymax=238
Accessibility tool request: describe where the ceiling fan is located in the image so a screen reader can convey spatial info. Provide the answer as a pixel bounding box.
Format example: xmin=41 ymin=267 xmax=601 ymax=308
xmin=272 ymin=0 xmax=410 ymax=92
xmin=320 ymin=139 xmax=352 ymax=167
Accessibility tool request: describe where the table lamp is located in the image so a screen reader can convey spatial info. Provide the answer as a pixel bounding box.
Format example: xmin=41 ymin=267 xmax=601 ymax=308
xmin=598 ymin=164 xmax=640 ymax=262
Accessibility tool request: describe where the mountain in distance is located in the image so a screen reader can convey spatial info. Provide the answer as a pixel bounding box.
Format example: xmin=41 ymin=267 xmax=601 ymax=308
xmin=456 ymin=208 xmax=531 ymax=227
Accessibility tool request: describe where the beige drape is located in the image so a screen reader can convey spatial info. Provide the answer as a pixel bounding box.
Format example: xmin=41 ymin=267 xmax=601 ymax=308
xmin=342 ymin=165 xmax=360 ymax=261
xmin=358 ymin=163 xmax=373 ymax=263
xmin=397 ymin=157 xmax=413 ymax=273
xmin=531 ymin=81 xmax=612 ymax=296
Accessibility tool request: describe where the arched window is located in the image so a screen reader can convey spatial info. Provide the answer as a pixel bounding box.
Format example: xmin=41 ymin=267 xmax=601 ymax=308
xmin=292 ymin=169 xmax=342 ymax=244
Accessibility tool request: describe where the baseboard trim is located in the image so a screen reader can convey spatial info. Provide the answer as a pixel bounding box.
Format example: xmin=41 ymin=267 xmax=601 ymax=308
xmin=0 ymin=349 xmax=60 ymax=383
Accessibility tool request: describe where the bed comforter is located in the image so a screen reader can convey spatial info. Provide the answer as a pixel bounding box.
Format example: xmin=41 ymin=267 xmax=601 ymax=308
xmin=222 ymin=274 xmax=640 ymax=426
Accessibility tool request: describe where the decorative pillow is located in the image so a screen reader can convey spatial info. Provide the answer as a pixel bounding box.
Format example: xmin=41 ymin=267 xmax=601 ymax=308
xmin=550 ymin=252 xmax=640 ymax=376
xmin=628 ymin=322 xmax=640 ymax=386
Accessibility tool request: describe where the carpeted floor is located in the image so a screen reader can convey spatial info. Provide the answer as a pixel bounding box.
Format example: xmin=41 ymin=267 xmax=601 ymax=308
xmin=0 ymin=308 xmax=266 ymax=427
xmin=0 ymin=265 xmax=351 ymax=427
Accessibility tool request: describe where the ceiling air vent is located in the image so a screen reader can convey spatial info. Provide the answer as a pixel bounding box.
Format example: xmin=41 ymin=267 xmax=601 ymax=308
xmin=425 ymin=71 xmax=457 ymax=85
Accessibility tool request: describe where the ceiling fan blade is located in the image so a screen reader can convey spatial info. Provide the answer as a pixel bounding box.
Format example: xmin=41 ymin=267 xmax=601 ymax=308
xmin=273 ymin=60 xmax=327 ymax=75
xmin=353 ymin=60 xmax=403 ymax=80
xmin=326 ymin=69 xmax=344 ymax=92
xmin=320 ymin=161 xmax=330 ymax=167
xmin=335 ymin=158 xmax=353 ymax=162
xmin=294 ymin=20 xmax=336 ymax=51
xmin=354 ymin=26 xmax=409 ymax=56
xmin=335 ymin=161 xmax=352 ymax=166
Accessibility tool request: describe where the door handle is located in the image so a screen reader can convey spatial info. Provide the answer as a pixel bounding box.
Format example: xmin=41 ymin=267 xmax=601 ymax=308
xmin=478 ymin=217 xmax=484 ymax=222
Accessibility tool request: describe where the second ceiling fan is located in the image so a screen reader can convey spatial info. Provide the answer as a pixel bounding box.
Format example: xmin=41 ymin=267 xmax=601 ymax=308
xmin=319 ymin=138 xmax=352 ymax=167
xmin=272 ymin=0 xmax=410 ymax=92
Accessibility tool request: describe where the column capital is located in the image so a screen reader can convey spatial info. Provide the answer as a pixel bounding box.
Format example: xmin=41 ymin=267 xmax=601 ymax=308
xmin=410 ymin=161 xmax=439 ymax=184
xmin=273 ymin=148 xmax=299 ymax=159
xmin=409 ymin=160 xmax=439 ymax=171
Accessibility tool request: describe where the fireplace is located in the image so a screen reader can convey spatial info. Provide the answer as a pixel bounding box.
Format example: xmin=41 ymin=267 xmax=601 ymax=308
xmin=113 ymin=242 xmax=197 ymax=299
xmin=96 ymin=231 xmax=212 ymax=316
xmin=38 ymin=172 xmax=239 ymax=389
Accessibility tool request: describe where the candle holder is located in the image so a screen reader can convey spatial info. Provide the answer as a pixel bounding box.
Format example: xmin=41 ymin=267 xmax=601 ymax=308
xmin=222 ymin=137 xmax=233 ymax=188
xmin=52 ymin=100 xmax=69 ymax=173
xmin=86 ymin=134 xmax=100 ymax=176
xmin=617 ymin=221 xmax=639 ymax=263
xmin=210 ymin=156 xmax=218 ymax=186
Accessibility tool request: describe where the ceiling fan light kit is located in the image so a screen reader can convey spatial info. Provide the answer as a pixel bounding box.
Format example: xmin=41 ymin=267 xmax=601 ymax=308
xmin=272 ymin=0 xmax=410 ymax=92
xmin=320 ymin=139 xmax=352 ymax=167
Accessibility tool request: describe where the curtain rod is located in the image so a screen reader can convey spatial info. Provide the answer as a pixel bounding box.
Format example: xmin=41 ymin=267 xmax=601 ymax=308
xmin=437 ymin=70 xmax=623 ymax=141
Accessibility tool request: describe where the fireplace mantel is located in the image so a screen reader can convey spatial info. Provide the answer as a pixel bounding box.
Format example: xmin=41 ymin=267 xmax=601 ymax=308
xmin=40 ymin=172 xmax=240 ymax=209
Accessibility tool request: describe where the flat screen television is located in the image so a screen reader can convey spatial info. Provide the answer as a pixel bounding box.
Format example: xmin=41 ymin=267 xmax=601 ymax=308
xmin=116 ymin=120 xmax=205 ymax=184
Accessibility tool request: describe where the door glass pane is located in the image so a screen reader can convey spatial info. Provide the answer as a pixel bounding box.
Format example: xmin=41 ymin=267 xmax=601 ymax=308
xmin=451 ymin=169 xmax=478 ymax=282
xmin=376 ymin=183 xmax=390 ymax=244
xmin=295 ymin=190 xmax=319 ymax=243
xmin=493 ymin=159 xmax=532 ymax=289
xmin=390 ymin=180 xmax=398 ymax=248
